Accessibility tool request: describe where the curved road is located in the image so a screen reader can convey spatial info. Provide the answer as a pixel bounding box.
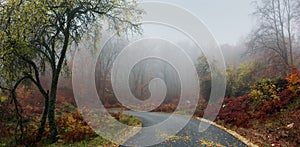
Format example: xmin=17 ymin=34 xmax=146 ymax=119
xmin=120 ymin=111 xmax=247 ymax=147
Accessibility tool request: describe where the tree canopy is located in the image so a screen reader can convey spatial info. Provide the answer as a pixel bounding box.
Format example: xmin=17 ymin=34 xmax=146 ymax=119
xmin=0 ymin=0 xmax=143 ymax=143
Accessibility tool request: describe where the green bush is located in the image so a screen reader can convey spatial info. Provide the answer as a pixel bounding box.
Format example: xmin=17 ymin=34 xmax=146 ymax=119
xmin=249 ymin=78 xmax=287 ymax=111
xmin=225 ymin=61 xmax=259 ymax=97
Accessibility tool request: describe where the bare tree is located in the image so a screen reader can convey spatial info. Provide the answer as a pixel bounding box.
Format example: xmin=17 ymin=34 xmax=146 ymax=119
xmin=248 ymin=0 xmax=297 ymax=69
xmin=129 ymin=60 xmax=149 ymax=100
xmin=129 ymin=59 xmax=181 ymax=104
xmin=95 ymin=36 xmax=127 ymax=105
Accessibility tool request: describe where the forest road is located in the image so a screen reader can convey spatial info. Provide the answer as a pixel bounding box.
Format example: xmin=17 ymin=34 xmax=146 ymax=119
xmin=120 ymin=111 xmax=247 ymax=147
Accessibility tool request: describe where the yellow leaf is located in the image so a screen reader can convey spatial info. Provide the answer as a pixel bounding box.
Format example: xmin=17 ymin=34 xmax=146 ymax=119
xmin=0 ymin=96 xmax=7 ymax=103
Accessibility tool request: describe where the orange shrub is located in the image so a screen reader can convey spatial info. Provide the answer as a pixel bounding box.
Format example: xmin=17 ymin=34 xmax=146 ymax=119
xmin=56 ymin=110 xmax=97 ymax=143
xmin=286 ymin=68 xmax=300 ymax=95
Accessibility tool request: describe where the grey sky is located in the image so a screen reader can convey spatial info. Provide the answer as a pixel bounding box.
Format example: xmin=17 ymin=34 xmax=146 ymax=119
xmin=142 ymin=0 xmax=256 ymax=45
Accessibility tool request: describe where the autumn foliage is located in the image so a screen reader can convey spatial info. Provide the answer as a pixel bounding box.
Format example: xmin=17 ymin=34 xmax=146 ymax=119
xmin=286 ymin=68 xmax=300 ymax=95
xmin=214 ymin=69 xmax=299 ymax=126
xmin=198 ymin=69 xmax=300 ymax=146
xmin=217 ymin=95 xmax=252 ymax=127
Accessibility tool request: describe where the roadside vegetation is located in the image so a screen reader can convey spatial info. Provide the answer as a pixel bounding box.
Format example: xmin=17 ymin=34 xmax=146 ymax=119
xmin=0 ymin=88 xmax=141 ymax=146
xmin=195 ymin=68 xmax=300 ymax=146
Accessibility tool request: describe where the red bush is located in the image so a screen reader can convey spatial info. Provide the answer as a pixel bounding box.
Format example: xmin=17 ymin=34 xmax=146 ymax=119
xmin=217 ymin=95 xmax=252 ymax=127
xmin=255 ymin=89 xmax=294 ymax=118
xmin=152 ymin=104 xmax=177 ymax=112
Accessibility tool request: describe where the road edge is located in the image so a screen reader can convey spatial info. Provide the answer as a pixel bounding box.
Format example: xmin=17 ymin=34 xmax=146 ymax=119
xmin=193 ymin=116 xmax=258 ymax=147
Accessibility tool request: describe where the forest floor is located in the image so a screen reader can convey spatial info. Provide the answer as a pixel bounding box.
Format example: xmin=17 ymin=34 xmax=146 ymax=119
xmin=219 ymin=100 xmax=300 ymax=147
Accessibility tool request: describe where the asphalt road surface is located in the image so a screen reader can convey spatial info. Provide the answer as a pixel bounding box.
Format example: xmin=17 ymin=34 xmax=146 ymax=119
xmin=120 ymin=111 xmax=247 ymax=147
